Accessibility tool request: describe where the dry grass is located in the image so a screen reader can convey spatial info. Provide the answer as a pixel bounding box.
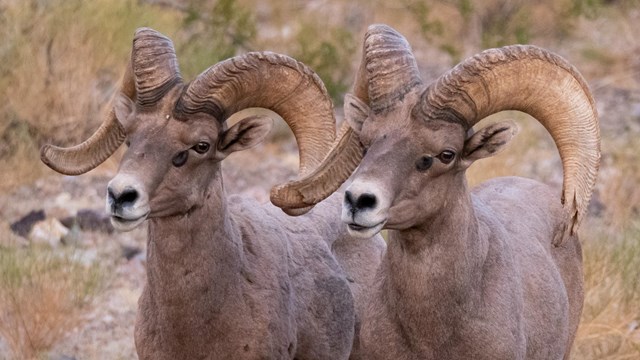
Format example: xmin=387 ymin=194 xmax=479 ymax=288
xmin=0 ymin=242 xmax=104 ymax=360
xmin=572 ymin=221 xmax=640 ymax=359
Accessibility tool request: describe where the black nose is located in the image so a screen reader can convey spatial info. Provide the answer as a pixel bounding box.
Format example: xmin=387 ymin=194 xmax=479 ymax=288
xmin=108 ymin=187 xmax=139 ymax=209
xmin=344 ymin=191 xmax=377 ymax=213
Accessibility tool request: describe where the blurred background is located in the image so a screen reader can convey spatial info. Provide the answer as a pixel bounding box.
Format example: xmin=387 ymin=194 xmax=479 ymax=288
xmin=0 ymin=0 xmax=638 ymax=359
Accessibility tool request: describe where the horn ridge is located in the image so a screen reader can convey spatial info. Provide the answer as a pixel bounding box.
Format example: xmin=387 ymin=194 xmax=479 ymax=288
xmin=361 ymin=24 xmax=423 ymax=114
xmin=424 ymin=44 xmax=600 ymax=235
xmin=132 ymin=27 xmax=182 ymax=108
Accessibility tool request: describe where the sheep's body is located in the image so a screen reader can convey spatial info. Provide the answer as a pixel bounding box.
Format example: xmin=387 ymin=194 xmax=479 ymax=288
xmin=137 ymin=183 xmax=382 ymax=359
xmin=275 ymin=25 xmax=599 ymax=359
xmin=355 ymin=177 xmax=582 ymax=359
xmin=39 ymin=28 xmax=386 ymax=359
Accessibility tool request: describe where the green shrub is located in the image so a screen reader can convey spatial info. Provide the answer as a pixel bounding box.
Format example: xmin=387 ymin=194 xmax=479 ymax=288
xmin=178 ymin=0 xmax=257 ymax=78
xmin=292 ymin=23 xmax=356 ymax=105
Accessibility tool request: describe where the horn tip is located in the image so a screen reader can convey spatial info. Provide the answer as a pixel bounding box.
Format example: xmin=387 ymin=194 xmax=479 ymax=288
xmin=282 ymin=206 xmax=314 ymax=217
xmin=39 ymin=144 xmax=84 ymax=176
xmin=40 ymin=144 xmax=54 ymax=165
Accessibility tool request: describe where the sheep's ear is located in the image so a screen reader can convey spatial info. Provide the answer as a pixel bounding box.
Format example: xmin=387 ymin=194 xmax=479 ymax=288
xmin=114 ymin=93 xmax=135 ymax=125
xmin=344 ymin=93 xmax=369 ymax=133
xmin=215 ymin=115 xmax=273 ymax=160
xmin=460 ymin=120 xmax=518 ymax=169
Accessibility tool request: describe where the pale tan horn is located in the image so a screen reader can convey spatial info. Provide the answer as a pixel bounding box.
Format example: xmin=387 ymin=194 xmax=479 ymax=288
xmin=419 ymin=45 xmax=600 ymax=236
xmin=40 ymin=27 xmax=181 ymax=175
xmin=175 ymin=52 xmax=338 ymax=215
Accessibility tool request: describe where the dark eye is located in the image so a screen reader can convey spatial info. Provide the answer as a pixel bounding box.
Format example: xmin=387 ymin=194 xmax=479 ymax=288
xmin=172 ymin=150 xmax=188 ymax=167
xmin=194 ymin=141 xmax=210 ymax=154
xmin=415 ymin=156 xmax=433 ymax=172
xmin=438 ymin=150 xmax=456 ymax=164
xmin=125 ymin=140 xmax=131 ymax=147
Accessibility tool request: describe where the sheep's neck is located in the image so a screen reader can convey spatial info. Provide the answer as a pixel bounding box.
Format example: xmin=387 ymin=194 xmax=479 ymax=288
xmin=383 ymin=190 xmax=487 ymax=350
xmin=142 ymin=172 xmax=243 ymax=349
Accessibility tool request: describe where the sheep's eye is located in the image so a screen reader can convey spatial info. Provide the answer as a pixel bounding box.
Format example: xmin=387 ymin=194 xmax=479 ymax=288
xmin=125 ymin=140 xmax=131 ymax=147
xmin=194 ymin=141 xmax=210 ymax=154
xmin=438 ymin=150 xmax=456 ymax=164
xmin=416 ymin=156 xmax=433 ymax=172
xmin=172 ymin=150 xmax=189 ymax=167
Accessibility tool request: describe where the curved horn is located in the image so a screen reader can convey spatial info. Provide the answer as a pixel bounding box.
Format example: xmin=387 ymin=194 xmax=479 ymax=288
xmin=40 ymin=28 xmax=181 ymax=175
xmin=269 ymin=24 xmax=424 ymax=211
xmin=132 ymin=28 xmax=182 ymax=107
xmin=420 ymin=45 xmax=600 ymax=235
xmin=359 ymin=24 xmax=423 ymax=114
xmin=40 ymin=60 xmax=134 ymax=175
xmin=175 ymin=52 xmax=341 ymax=215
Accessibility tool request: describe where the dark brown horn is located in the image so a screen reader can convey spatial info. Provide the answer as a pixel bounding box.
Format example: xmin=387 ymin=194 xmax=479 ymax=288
xmin=40 ymin=27 xmax=181 ymax=175
xmin=132 ymin=27 xmax=182 ymax=107
xmin=420 ymin=45 xmax=600 ymax=235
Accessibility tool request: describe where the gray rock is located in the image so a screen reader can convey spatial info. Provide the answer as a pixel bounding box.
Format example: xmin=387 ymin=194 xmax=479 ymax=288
xmin=10 ymin=209 xmax=45 ymax=237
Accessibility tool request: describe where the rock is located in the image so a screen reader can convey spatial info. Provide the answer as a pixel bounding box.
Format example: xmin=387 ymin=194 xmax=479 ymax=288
xmin=48 ymin=354 xmax=77 ymax=360
xmin=587 ymin=190 xmax=605 ymax=218
xmin=10 ymin=209 xmax=46 ymax=237
xmin=76 ymin=248 xmax=98 ymax=266
xmin=60 ymin=209 xmax=114 ymax=234
xmin=29 ymin=218 xmax=70 ymax=247
xmin=121 ymin=245 xmax=143 ymax=261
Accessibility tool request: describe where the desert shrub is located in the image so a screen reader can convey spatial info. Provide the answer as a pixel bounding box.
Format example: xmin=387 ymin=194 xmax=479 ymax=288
xmin=177 ymin=0 xmax=257 ymax=78
xmin=397 ymin=0 xmax=628 ymax=63
xmin=0 ymin=245 xmax=104 ymax=359
xmin=291 ymin=23 xmax=356 ymax=105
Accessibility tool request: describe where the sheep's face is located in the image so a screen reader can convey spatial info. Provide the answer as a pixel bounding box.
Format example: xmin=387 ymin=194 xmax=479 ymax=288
xmin=341 ymin=94 xmax=517 ymax=238
xmin=105 ymin=88 xmax=272 ymax=231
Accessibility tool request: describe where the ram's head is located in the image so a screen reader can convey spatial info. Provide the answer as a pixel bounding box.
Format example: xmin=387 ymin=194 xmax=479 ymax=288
xmin=41 ymin=28 xmax=339 ymax=231
xmin=272 ymin=24 xmax=600 ymax=239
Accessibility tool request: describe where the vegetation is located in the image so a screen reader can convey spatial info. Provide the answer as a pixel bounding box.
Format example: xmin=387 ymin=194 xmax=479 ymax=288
xmin=291 ymin=23 xmax=356 ymax=104
xmin=0 ymin=0 xmax=638 ymax=358
xmin=0 ymin=244 xmax=104 ymax=359
xmin=178 ymin=0 xmax=257 ymax=78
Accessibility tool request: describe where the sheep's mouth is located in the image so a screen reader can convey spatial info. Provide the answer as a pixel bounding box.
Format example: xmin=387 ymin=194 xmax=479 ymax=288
xmin=346 ymin=220 xmax=385 ymax=238
xmin=348 ymin=223 xmax=370 ymax=231
xmin=110 ymin=212 xmax=149 ymax=232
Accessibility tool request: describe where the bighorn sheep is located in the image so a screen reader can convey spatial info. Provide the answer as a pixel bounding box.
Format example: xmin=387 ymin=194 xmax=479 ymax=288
xmin=272 ymin=24 xmax=600 ymax=359
xmin=40 ymin=28 xmax=384 ymax=359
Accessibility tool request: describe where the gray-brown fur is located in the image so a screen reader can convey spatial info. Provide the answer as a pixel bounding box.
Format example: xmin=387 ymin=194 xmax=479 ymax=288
xmin=275 ymin=24 xmax=600 ymax=359
xmin=40 ymin=28 xmax=385 ymax=359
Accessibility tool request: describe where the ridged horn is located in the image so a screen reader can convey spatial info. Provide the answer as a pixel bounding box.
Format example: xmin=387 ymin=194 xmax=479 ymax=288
xmin=132 ymin=28 xmax=182 ymax=107
xmin=174 ymin=52 xmax=337 ymax=215
xmin=359 ymin=24 xmax=423 ymax=114
xmin=420 ymin=45 xmax=600 ymax=235
xmin=40 ymin=57 xmax=134 ymax=175
xmin=40 ymin=27 xmax=181 ymax=175
xmin=268 ymin=24 xmax=424 ymax=211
